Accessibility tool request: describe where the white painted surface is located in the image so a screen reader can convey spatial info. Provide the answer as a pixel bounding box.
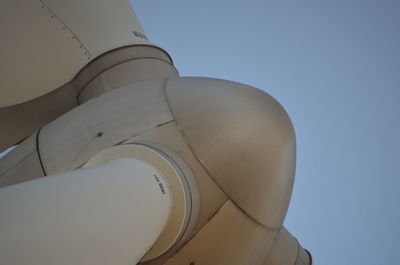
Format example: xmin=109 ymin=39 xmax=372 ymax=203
xmin=0 ymin=158 xmax=171 ymax=265
xmin=0 ymin=0 xmax=148 ymax=107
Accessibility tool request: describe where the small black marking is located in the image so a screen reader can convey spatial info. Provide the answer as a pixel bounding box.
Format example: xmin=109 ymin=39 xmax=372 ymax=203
xmin=132 ymin=30 xmax=148 ymax=40
xmin=158 ymin=183 xmax=166 ymax=194
xmin=96 ymin=132 xmax=103 ymax=137
xmin=153 ymin=175 xmax=166 ymax=195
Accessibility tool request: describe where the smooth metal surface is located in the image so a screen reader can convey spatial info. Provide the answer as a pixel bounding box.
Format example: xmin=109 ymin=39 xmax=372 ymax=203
xmin=0 ymin=158 xmax=172 ymax=265
xmin=165 ymin=77 xmax=296 ymax=229
xmin=0 ymin=0 xmax=87 ymax=107
xmin=0 ymin=0 xmax=148 ymax=107
xmin=262 ymin=227 xmax=312 ymax=265
xmin=161 ymin=200 xmax=277 ymax=265
xmin=72 ymin=45 xmax=174 ymax=93
xmin=0 ymin=152 xmax=43 ymax=188
xmin=0 ymin=72 xmax=310 ymax=264
xmin=0 ymin=0 xmax=312 ymax=263
xmin=42 ymin=0 xmax=148 ymax=55
xmin=78 ymin=58 xmax=178 ymax=103
xmin=0 ymin=133 xmax=45 ymax=188
xmin=38 ymin=79 xmax=173 ymax=175
xmin=0 ymin=133 xmax=37 ymax=177
xmin=83 ymin=143 xmax=199 ymax=261
xmin=0 ymin=45 xmax=176 ymax=153
xmin=0 ymin=84 xmax=77 ymax=152
xmin=124 ymin=121 xmax=229 ymax=264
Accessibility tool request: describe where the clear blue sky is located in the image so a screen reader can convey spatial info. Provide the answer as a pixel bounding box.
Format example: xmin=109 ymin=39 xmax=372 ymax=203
xmin=132 ymin=1 xmax=400 ymax=264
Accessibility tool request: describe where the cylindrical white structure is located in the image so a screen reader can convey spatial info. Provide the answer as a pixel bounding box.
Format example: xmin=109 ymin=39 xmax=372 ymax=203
xmin=0 ymin=158 xmax=172 ymax=265
xmin=0 ymin=0 xmax=149 ymax=107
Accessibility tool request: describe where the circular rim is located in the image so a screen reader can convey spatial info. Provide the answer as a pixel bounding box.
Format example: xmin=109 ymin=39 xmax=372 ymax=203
xmin=83 ymin=143 xmax=199 ymax=261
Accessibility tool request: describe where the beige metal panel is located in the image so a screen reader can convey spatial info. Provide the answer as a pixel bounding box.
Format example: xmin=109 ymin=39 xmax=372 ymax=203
xmin=39 ymin=79 xmax=173 ymax=175
xmin=72 ymin=45 xmax=174 ymax=93
xmin=43 ymin=0 xmax=149 ymax=56
xmin=295 ymin=247 xmax=312 ymax=265
xmin=165 ymin=77 xmax=296 ymax=229
xmin=0 ymin=158 xmax=172 ymax=265
xmin=82 ymin=144 xmax=199 ymax=261
xmin=125 ymin=122 xmax=227 ymax=231
xmin=124 ymin=122 xmax=228 ymax=265
xmin=262 ymin=227 xmax=298 ymax=265
xmin=0 ymin=152 xmax=44 ymax=188
xmin=0 ymin=45 xmax=175 ymax=152
xmin=0 ymin=133 xmax=37 ymax=176
xmin=79 ymin=59 xmax=178 ymax=103
xmin=262 ymin=227 xmax=312 ymax=265
xmin=0 ymin=0 xmax=151 ymax=107
xmin=0 ymin=84 xmax=77 ymax=152
xmin=0 ymin=133 xmax=44 ymax=188
xmin=0 ymin=0 xmax=89 ymax=107
xmin=161 ymin=200 xmax=277 ymax=265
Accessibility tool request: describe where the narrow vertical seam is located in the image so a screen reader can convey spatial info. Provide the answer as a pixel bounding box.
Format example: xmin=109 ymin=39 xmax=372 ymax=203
xmin=36 ymin=127 xmax=47 ymax=176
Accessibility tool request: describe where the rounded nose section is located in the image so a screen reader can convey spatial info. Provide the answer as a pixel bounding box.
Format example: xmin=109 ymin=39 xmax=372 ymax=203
xmin=165 ymin=77 xmax=296 ymax=228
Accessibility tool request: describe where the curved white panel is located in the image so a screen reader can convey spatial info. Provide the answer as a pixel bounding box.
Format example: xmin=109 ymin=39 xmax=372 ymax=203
xmin=43 ymin=0 xmax=149 ymax=56
xmin=0 ymin=158 xmax=171 ymax=265
xmin=0 ymin=0 xmax=148 ymax=107
xmin=83 ymin=143 xmax=200 ymax=261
